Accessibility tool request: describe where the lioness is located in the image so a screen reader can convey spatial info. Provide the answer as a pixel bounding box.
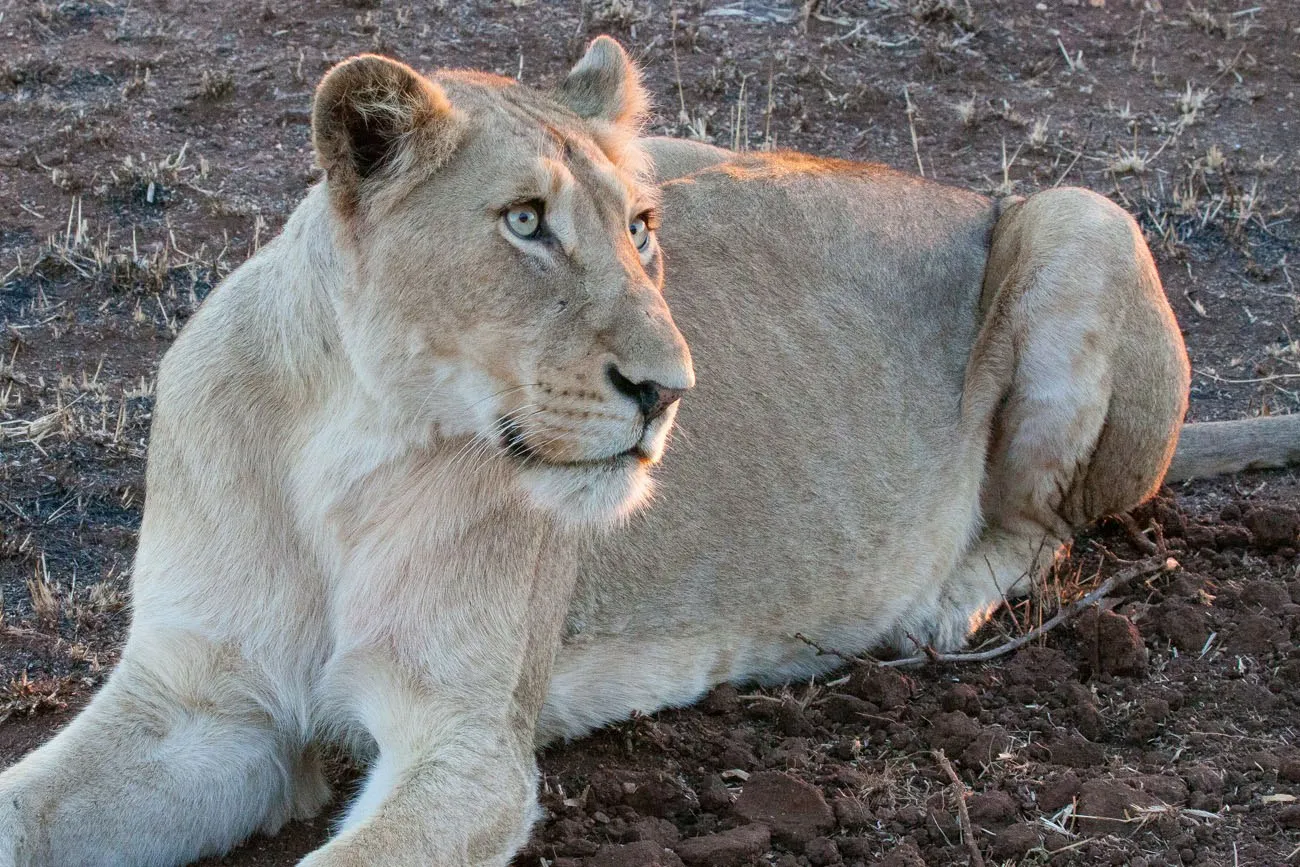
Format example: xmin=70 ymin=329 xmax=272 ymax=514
xmin=1 ymin=36 xmax=1296 ymax=867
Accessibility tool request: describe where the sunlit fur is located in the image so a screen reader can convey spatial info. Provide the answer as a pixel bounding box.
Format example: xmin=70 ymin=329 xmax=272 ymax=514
xmin=316 ymin=60 xmax=691 ymax=526
xmin=534 ymin=140 xmax=1193 ymax=744
xmin=0 ymin=39 xmax=690 ymax=867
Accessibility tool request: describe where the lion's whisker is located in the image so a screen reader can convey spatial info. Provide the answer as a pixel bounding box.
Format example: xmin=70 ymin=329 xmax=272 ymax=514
xmin=452 ymin=406 xmax=546 ymax=477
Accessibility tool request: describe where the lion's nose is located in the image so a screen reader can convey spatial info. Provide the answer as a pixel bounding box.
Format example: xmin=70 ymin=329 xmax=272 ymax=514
xmin=607 ymin=365 xmax=686 ymax=421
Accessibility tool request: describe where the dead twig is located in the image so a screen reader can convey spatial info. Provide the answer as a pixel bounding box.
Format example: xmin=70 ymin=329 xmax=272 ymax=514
xmin=794 ymin=558 xmax=1167 ymax=670
xmin=903 ymin=85 xmax=925 ymax=177
xmin=934 ymin=749 xmax=986 ymax=867
xmin=878 ymin=557 xmax=1167 ymax=668
xmin=1053 ymin=123 xmax=1093 ymax=187
xmin=1119 ymin=513 xmax=1160 ymax=555
xmin=793 ymin=632 xmax=853 ymax=662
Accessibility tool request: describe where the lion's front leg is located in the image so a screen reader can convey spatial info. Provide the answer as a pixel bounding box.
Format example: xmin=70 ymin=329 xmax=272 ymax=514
xmin=300 ymin=655 xmax=542 ymax=867
xmin=300 ymin=493 xmax=578 ymax=867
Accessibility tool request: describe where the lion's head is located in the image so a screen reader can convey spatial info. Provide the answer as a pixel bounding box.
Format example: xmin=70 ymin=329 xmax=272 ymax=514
xmin=310 ymin=38 xmax=693 ymax=525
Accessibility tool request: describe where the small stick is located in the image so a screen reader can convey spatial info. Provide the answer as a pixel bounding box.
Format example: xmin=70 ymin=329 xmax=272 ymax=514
xmin=903 ymin=85 xmax=924 ymax=177
xmin=793 ymin=632 xmax=852 ymax=662
xmin=1119 ymin=513 xmax=1159 ymax=555
xmin=879 ymin=557 xmax=1166 ymax=668
xmin=670 ymin=8 xmax=688 ymax=124
xmin=1052 ymin=122 xmax=1092 ymax=187
xmin=934 ymin=749 xmax=986 ymax=867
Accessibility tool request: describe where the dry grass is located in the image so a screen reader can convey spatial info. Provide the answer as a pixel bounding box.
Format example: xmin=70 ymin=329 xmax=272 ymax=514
xmin=0 ymin=672 xmax=74 ymax=724
xmin=907 ymin=0 xmax=974 ymax=29
xmin=6 ymin=188 xmax=232 ymax=305
xmin=198 ymin=68 xmax=235 ymax=102
xmin=586 ymin=0 xmax=647 ymax=29
xmin=952 ymin=95 xmax=977 ymax=127
xmin=26 ymin=569 xmax=58 ymax=627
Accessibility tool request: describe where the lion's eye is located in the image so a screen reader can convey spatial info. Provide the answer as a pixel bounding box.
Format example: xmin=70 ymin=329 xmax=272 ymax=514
xmin=629 ymin=215 xmax=651 ymax=251
xmin=505 ymin=202 xmax=544 ymax=239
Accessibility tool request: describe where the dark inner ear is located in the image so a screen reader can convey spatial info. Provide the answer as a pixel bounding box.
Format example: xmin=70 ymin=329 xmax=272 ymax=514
xmin=313 ymin=54 xmax=456 ymax=192
xmin=343 ymin=110 xmax=396 ymax=179
xmin=335 ymin=70 xmax=428 ymax=179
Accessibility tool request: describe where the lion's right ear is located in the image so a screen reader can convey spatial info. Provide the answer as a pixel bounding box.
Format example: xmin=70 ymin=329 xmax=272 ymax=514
xmin=556 ymin=36 xmax=647 ymax=128
xmin=312 ymin=55 xmax=462 ymax=210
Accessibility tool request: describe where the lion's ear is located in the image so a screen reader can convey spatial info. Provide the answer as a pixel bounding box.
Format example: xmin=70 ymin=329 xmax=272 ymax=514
xmin=312 ymin=54 xmax=461 ymax=207
xmin=556 ymin=36 xmax=647 ymax=128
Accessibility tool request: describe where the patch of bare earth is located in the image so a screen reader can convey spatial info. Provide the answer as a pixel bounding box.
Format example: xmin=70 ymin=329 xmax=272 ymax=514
xmin=1 ymin=2 xmax=1297 ymax=865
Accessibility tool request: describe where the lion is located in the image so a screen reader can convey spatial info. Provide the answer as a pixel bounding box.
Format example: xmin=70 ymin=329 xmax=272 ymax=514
xmin=1 ymin=36 xmax=1296 ymax=867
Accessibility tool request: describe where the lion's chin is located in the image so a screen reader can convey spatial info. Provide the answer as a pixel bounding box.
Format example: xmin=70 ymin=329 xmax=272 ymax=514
xmin=516 ymin=456 xmax=653 ymax=527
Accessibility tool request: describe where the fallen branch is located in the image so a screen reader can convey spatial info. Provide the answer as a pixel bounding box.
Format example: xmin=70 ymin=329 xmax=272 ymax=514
xmin=934 ymin=749 xmax=986 ymax=867
xmin=879 ymin=557 xmax=1168 ymax=667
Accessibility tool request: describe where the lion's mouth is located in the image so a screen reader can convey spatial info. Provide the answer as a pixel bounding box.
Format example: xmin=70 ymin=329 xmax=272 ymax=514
xmin=498 ymin=419 xmax=649 ymax=468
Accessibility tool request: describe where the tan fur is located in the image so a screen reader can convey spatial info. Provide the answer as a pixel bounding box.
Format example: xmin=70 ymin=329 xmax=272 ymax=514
xmin=0 ymin=39 xmax=1291 ymax=867
xmin=0 ymin=40 xmax=689 ymax=867
xmin=537 ymin=147 xmax=1192 ymax=739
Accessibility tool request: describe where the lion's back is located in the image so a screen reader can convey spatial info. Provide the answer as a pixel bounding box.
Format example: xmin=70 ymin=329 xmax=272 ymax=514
xmin=569 ymin=152 xmax=1000 ymax=640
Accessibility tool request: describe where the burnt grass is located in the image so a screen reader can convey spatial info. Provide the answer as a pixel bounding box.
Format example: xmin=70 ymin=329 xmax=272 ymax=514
xmin=2 ymin=2 xmax=1299 ymax=866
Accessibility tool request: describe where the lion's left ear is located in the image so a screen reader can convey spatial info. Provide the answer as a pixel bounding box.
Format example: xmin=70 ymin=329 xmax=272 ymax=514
xmin=555 ymin=36 xmax=648 ymax=128
xmin=312 ymin=54 xmax=463 ymax=214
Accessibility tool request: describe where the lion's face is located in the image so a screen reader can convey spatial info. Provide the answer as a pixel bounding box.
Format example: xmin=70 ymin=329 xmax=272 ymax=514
xmin=313 ymin=40 xmax=692 ymax=524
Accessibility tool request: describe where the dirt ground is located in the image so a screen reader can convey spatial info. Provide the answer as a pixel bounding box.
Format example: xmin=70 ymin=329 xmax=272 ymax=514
xmin=1 ymin=1 xmax=1299 ymax=865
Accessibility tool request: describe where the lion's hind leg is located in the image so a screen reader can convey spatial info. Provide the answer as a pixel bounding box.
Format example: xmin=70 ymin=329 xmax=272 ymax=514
xmin=905 ymin=187 xmax=1190 ymax=652
xmin=0 ymin=631 xmax=329 ymax=867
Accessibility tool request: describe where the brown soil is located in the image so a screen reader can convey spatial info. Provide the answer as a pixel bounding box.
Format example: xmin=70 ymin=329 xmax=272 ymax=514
xmin=1 ymin=2 xmax=1298 ymax=866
